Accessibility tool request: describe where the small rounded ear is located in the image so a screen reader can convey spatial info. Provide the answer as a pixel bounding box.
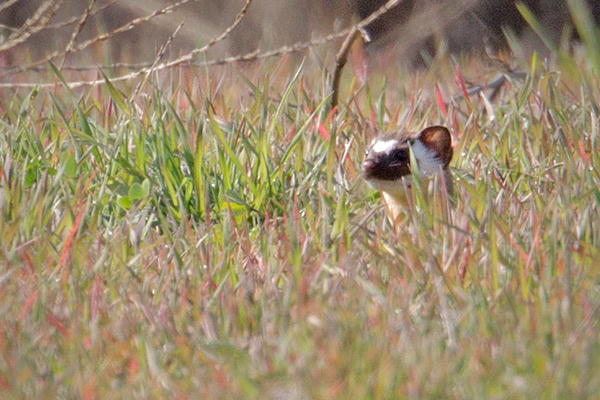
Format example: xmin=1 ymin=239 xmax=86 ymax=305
xmin=417 ymin=126 xmax=453 ymax=167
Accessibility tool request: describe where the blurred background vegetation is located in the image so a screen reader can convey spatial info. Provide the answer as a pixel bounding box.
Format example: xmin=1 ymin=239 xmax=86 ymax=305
xmin=1 ymin=0 xmax=599 ymax=74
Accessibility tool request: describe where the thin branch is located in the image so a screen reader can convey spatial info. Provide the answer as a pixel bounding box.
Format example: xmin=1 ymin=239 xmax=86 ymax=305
xmin=0 ymin=29 xmax=350 ymax=89
xmin=133 ymin=21 xmax=184 ymax=99
xmin=1 ymin=0 xmax=255 ymax=88
xmin=0 ymin=24 xmax=18 ymax=33
xmin=0 ymin=0 xmax=26 ymax=15
xmin=0 ymin=0 xmax=119 ymax=39
xmin=0 ymin=0 xmax=481 ymax=89
xmin=0 ymin=0 xmax=117 ymax=33
xmin=190 ymin=0 xmax=254 ymax=59
xmin=0 ymin=0 xmax=65 ymax=52
xmin=331 ymin=28 xmax=361 ymax=109
xmin=330 ymin=0 xmax=482 ymax=109
xmin=60 ymin=0 xmax=98 ymax=68
xmin=0 ymin=0 xmax=196 ymax=76
xmin=332 ymin=0 xmax=406 ymax=109
xmin=45 ymin=0 xmax=120 ymax=30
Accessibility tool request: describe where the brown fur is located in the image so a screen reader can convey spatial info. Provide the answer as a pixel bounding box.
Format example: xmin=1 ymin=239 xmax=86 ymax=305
xmin=362 ymin=126 xmax=454 ymax=223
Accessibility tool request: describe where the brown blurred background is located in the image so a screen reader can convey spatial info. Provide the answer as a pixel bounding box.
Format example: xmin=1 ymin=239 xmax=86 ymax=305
xmin=1 ymin=0 xmax=599 ymax=70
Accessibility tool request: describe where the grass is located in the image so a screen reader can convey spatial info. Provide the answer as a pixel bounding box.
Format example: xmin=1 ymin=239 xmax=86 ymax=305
xmin=1 ymin=46 xmax=600 ymax=399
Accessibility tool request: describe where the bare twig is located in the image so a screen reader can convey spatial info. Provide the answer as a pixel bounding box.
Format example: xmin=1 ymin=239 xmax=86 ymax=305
xmin=1 ymin=0 xmax=255 ymax=88
xmin=329 ymin=0 xmax=408 ymax=109
xmin=46 ymin=0 xmax=120 ymax=30
xmin=0 ymin=62 xmax=157 ymax=71
xmin=0 ymin=0 xmax=65 ymax=52
xmin=133 ymin=21 xmax=185 ymax=99
xmin=0 ymin=32 xmax=347 ymax=88
xmin=330 ymin=0 xmax=489 ymax=109
xmin=0 ymin=24 xmax=18 ymax=33
xmin=330 ymin=0 xmax=481 ymax=108
xmin=0 ymin=0 xmax=119 ymax=39
xmin=60 ymin=0 xmax=97 ymax=68
xmin=0 ymin=0 xmax=25 ymax=15
xmin=331 ymin=28 xmax=360 ymax=109
xmin=0 ymin=0 xmax=481 ymax=89
xmin=189 ymin=0 xmax=254 ymax=59
xmin=0 ymin=0 xmax=196 ymax=76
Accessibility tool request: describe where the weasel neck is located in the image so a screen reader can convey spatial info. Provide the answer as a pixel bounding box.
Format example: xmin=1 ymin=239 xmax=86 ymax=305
xmin=380 ymin=170 xmax=454 ymax=224
xmin=382 ymin=190 xmax=410 ymax=223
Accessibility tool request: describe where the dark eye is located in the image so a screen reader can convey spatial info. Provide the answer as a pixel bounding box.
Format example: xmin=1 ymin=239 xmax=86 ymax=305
xmin=364 ymin=149 xmax=370 ymax=157
xmin=394 ymin=149 xmax=408 ymax=161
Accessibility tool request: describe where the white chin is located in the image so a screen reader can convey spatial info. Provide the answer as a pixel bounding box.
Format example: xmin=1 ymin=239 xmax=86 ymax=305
xmin=366 ymin=178 xmax=411 ymax=197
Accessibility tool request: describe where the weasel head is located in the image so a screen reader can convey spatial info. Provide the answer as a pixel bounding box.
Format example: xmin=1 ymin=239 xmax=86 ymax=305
xmin=362 ymin=126 xmax=453 ymax=196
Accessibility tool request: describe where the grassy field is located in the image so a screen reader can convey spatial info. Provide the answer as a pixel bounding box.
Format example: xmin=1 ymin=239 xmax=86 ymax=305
xmin=1 ymin=41 xmax=600 ymax=398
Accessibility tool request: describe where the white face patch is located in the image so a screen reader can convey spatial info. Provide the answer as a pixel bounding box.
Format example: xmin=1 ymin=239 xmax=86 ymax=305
xmin=411 ymin=140 xmax=443 ymax=175
xmin=370 ymin=139 xmax=398 ymax=154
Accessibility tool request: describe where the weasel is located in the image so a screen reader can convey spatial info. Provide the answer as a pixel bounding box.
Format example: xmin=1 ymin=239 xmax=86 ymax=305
xmin=362 ymin=125 xmax=453 ymax=222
